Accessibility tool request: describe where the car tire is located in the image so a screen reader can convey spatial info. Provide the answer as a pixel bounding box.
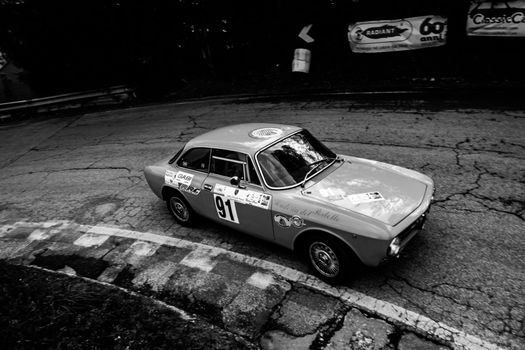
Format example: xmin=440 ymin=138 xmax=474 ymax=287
xmin=303 ymin=235 xmax=355 ymax=283
xmin=166 ymin=192 xmax=195 ymax=226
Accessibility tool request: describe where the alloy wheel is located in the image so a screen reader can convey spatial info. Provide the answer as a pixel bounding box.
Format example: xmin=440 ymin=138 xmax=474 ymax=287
xmin=309 ymin=241 xmax=340 ymax=278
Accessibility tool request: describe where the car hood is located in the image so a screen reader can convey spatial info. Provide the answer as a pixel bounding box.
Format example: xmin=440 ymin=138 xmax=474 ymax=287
xmin=304 ymin=161 xmax=427 ymax=226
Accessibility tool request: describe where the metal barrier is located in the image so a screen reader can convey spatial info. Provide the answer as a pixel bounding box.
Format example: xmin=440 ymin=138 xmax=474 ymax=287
xmin=0 ymin=85 xmax=135 ymax=116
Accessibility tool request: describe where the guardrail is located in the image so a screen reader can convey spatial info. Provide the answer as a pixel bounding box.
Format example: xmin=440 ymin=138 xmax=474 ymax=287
xmin=0 ymin=85 xmax=135 ymax=117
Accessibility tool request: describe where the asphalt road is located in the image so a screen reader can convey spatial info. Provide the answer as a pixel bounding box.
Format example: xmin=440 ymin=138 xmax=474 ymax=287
xmin=0 ymin=96 xmax=524 ymax=349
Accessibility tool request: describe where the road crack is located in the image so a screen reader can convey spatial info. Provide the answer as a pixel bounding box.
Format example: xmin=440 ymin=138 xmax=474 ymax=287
xmin=1 ymin=166 xmax=133 ymax=180
xmin=432 ymin=160 xmax=524 ymax=221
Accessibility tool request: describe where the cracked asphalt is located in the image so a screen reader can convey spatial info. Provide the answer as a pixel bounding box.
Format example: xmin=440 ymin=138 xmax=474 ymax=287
xmin=0 ymin=96 xmax=524 ymax=349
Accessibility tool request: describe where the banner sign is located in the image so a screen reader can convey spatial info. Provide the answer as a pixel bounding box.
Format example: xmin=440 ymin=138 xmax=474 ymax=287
xmin=467 ymin=1 xmax=525 ymax=36
xmin=348 ymin=15 xmax=448 ymax=53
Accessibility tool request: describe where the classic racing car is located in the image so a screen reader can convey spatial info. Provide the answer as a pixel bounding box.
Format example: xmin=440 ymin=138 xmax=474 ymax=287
xmin=144 ymin=123 xmax=434 ymax=282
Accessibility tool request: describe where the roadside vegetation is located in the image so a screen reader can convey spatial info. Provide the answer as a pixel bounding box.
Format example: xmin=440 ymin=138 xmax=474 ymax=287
xmin=0 ymin=261 xmax=252 ymax=349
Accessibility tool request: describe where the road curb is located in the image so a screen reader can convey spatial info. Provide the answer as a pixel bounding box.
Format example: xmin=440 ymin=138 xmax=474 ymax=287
xmin=28 ymin=263 xmax=195 ymax=321
xmin=0 ymin=220 xmax=508 ymax=350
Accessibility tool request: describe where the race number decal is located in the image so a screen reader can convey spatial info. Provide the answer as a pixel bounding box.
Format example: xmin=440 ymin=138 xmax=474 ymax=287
xmin=214 ymin=184 xmax=271 ymax=209
xmin=214 ymin=195 xmax=239 ymax=224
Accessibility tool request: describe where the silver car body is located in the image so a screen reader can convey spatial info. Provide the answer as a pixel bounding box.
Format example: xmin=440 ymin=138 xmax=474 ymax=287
xmin=144 ymin=123 xmax=434 ymax=267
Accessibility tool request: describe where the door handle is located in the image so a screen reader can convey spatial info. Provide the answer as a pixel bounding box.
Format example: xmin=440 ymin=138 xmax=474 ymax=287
xmin=203 ymin=184 xmax=213 ymax=191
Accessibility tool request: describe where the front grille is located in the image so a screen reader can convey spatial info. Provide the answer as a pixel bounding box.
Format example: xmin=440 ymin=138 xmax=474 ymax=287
xmin=397 ymin=209 xmax=428 ymax=243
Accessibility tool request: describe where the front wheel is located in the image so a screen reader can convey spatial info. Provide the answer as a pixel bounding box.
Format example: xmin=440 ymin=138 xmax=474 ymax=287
xmin=166 ymin=193 xmax=195 ymax=226
xmin=303 ymin=236 xmax=356 ymax=283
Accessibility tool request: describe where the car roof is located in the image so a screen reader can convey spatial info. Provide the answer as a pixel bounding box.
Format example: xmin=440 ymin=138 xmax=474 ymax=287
xmin=185 ymin=123 xmax=302 ymax=156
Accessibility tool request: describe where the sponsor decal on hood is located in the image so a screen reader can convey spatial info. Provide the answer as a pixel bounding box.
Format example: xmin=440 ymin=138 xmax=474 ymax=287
xmin=304 ymin=161 xmax=426 ymax=226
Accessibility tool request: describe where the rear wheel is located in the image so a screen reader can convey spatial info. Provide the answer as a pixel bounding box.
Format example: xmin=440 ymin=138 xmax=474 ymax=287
xmin=166 ymin=193 xmax=195 ymax=226
xmin=303 ymin=235 xmax=356 ymax=283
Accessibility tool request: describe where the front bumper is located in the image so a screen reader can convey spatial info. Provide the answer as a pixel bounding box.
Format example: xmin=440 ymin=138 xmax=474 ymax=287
xmin=387 ymin=205 xmax=430 ymax=258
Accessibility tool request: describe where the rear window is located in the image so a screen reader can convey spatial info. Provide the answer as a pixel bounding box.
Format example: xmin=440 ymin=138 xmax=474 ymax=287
xmin=177 ymin=148 xmax=210 ymax=172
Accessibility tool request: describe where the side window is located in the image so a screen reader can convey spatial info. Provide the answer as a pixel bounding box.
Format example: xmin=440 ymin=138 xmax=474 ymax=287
xmin=177 ymin=148 xmax=210 ymax=172
xmin=168 ymin=147 xmax=184 ymax=164
xmin=248 ymin=157 xmax=261 ymax=186
xmin=211 ymin=149 xmax=246 ymax=180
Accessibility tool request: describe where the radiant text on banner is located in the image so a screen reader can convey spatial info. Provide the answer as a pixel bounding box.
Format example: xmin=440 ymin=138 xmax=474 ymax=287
xmin=348 ymin=15 xmax=448 ymax=53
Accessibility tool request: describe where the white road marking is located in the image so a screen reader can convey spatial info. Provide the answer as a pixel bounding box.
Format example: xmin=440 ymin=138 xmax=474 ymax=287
xmin=28 ymin=229 xmax=52 ymax=241
xmin=57 ymin=265 xmax=77 ymax=276
xmin=247 ymin=272 xmax=275 ymax=290
xmin=179 ymin=246 xmax=219 ymax=272
xmin=127 ymin=241 xmax=159 ymax=256
xmin=1 ymin=221 xmax=505 ymax=350
xmin=73 ymin=233 xmax=109 ymax=247
xmin=87 ymin=225 xmax=185 ymax=247
xmin=12 ymin=221 xmax=64 ymax=229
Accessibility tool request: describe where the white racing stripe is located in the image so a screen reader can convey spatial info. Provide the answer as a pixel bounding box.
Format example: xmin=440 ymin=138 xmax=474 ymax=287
xmin=1 ymin=221 xmax=505 ymax=350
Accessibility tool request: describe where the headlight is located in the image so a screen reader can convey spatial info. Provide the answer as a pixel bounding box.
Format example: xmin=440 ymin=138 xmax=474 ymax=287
xmin=388 ymin=237 xmax=401 ymax=257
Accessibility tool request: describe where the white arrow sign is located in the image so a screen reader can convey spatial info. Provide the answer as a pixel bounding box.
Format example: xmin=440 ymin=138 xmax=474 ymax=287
xmin=298 ymin=24 xmax=314 ymax=43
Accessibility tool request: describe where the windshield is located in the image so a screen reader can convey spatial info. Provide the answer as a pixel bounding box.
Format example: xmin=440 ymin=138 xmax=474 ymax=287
xmin=256 ymin=130 xmax=336 ymax=188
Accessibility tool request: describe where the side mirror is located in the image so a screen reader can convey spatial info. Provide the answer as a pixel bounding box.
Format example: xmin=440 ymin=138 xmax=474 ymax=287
xmin=230 ymin=176 xmax=246 ymax=189
xmin=230 ymin=176 xmax=241 ymax=186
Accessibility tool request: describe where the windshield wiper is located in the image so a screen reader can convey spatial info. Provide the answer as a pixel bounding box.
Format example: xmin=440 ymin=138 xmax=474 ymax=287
xmin=300 ymin=156 xmax=340 ymax=188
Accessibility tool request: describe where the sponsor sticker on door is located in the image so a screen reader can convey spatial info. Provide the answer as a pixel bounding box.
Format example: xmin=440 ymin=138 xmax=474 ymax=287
xmin=348 ymin=15 xmax=447 ymax=53
xmin=165 ymin=170 xmax=194 ymax=186
xmin=214 ymin=184 xmax=271 ymax=210
xmin=165 ymin=170 xmax=200 ymax=195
